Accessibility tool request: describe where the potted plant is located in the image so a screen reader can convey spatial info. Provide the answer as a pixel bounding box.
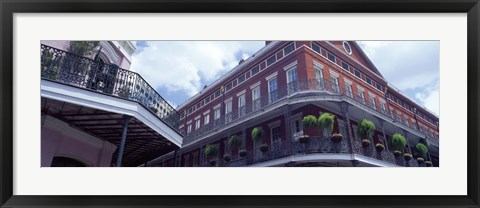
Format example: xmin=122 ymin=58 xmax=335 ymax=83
xmin=204 ymin=144 xmax=218 ymax=166
xmin=259 ymin=144 xmax=269 ymax=152
xmin=425 ymin=161 xmax=433 ymax=167
xmin=228 ymin=135 xmax=243 ymax=157
xmin=357 ymin=119 xmax=375 ymax=147
xmin=375 ymin=143 xmax=385 ymax=152
xmin=318 ymin=112 xmax=335 ymax=138
xmin=252 ymin=127 xmax=268 ymax=152
xmin=223 ymin=154 xmax=231 ymax=162
xmin=331 ymin=133 xmax=343 ymax=143
xmin=301 ymin=115 xmax=317 ymax=143
xmin=415 ymin=143 xmax=428 ymax=164
xmin=404 ymin=152 xmax=413 ymax=161
xmin=391 ymin=133 xmax=406 ymax=157
xmin=238 ymin=149 xmax=247 ymax=157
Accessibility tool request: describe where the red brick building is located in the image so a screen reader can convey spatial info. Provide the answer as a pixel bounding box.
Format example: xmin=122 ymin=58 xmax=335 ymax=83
xmin=147 ymin=41 xmax=439 ymax=167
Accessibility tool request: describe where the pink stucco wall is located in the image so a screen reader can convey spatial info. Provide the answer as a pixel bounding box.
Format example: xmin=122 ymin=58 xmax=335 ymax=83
xmin=41 ymin=116 xmax=117 ymax=167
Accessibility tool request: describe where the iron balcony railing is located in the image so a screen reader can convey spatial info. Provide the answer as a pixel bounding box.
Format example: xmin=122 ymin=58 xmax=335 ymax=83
xmin=183 ymin=77 xmax=434 ymax=143
xmin=41 ymin=44 xmax=180 ymax=131
xmin=195 ymin=136 xmax=428 ymax=167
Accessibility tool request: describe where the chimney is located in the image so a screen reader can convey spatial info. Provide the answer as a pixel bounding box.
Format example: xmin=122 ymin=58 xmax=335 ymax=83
xmin=239 ymin=59 xmax=245 ymax=65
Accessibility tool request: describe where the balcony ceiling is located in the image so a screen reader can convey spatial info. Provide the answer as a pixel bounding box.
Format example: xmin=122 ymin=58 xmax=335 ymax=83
xmin=42 ymin=97 xmax=178 ymax=166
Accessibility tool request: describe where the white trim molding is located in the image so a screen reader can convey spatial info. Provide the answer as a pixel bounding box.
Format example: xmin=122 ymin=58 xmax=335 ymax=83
xmin=265 ymin=72 xmax=278 ymax=81
xmin=283 ymin=60 xmax=298 ymax=71
xmin=250 ymin=81 xmax=261 ymax=89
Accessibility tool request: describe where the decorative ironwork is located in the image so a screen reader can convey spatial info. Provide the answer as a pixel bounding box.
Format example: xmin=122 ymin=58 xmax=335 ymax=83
xmin=41 ymin=44 xmax=180 ymax=131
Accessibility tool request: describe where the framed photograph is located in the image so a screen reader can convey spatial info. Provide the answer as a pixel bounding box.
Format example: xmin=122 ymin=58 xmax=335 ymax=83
xmin=1 ymin=0 xmax=479 ymax=207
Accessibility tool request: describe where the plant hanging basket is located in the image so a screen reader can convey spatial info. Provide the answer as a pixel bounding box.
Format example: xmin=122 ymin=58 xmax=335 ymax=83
xmin=238 ymin=149 xmax=247 ymax=157
xmin=259 ymin=144 xmax=269 ymax=152
xmin=299 ymin=135 xmax=310 ymax=143
xmin=209 ymin=159 xmax=217 ymax=166
xmin=404 ymin=153 xmax=412 ymax=161
xmin=375 ymin=143 xmax=385 ymax=152
xmin=361 ymin=139 xmax=371 ymax=147
xmin=331 ymin=133 xmax=343 ymax=143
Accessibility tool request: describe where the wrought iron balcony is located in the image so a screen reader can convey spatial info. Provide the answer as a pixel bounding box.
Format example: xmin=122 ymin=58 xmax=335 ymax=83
xmin=41 ymin=44 xmax=180 ymax=131
xmin=198 ymin=136 xmax=429 ymax=167
xmin=183 ymin=77 xmax=434 ymax=143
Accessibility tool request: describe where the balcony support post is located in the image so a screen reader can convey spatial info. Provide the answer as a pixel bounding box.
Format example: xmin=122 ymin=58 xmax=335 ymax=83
xmin=115 ymin=115 xmax=131 ymax=167
xmin=284 ymin=105 xmax=292 ymax=155
xmin=340 ymin=102 xmax=353 ymax=152
xmin=377 ymin=118 xmax=389 ymax=150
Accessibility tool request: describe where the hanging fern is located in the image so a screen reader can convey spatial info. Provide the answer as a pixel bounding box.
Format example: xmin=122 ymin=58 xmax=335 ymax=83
xmin=415 ymin=143 xmax=428 ymax=159
xmin=251 ymin=127 xmax=264 ymax=142
xmin=204 ymin=144 xmax=218 ymax=157
xmin=318 ymin=112 xmax=335 ymax=135
xmin=357 ymin=119 xmax=375 ymax=141
xmin=302 ymin=115 xmax=318 ymax=130
xmin=391 ymin=133 xmax=407 ymax=152
xmin=228 ymin=135 xmax=242 ymax=149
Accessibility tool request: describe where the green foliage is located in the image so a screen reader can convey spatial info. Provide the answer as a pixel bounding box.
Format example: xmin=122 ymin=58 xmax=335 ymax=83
xmin=68 ymin=41 xmax=100 ymax=56
xmin=415 ymin=143 xmax=428 ymax=159
xmin=251 ymin=127 xmax=264 ymax=142
xmin=318 ymin=112 xmax=335 ymax=134
xmin=419 ymin=138 xmax=429 ymax=147
xmin=204 ymin=144 xmax=218 ymax=157
xmin=228 ymin=135 xmax=242 ymax=149
xmin=357 ymin=119 xmax=375 ymax=141
xmin=302 ymin=115 xmax=317 ymax=130
xmin=41 ymin=50 xmax=59 ymax=80
xmin=391 ymin=133 xmax=407 ymax=152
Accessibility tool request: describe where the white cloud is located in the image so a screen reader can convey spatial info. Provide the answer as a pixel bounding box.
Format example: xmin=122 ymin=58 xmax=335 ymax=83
xmin=358 ymin=41 xmax=439 ymax=91
xmin=130 ymin=41 xmax=264 ymax=97
xmin=415 ymin=80 xmax=440 ymax=116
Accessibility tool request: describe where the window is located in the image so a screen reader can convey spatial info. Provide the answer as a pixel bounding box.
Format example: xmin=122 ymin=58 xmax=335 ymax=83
xmin=266 ymin=55 xmax=276 ymax=66
xmin=196 ymin=102 xmax=201 ymax=109
xmin=286 ymin=66 xmax=298 ymax=94
xmin=389 ymin=109 xmax=394 ymax=118
xmin=404 ymin=115 xmax=409 ymax=126
xmin=237 ymin=74 xmax=246 ymax=84
xmin=214 ymin=89 xmax=221 ymax=98
xmin=187 ymin=124 xmax=192 ymax=134
xmin=214 ymin=107 xmax=221 ymax=126
xmin=251 ymin=65 xmax=260 ymax=76
xmin=284 ymin=42 xmax=295 ymax=54
xmin=312 ymin=42 xmax=321 ymax=53
xmin=204 ymin=96 xmax=210 ymax=104
xmin=341 ymin=62 xmax=349 ymax=71
xmin=370 ymin=97 xmax=376 ymax=110
xmin=327 ymin=52 xmax=335 ymax=63
xmin=331 ymin=76 xmax=340 ymax=93
xmin=397 ymin=112 xmax=402 ymax=123
xmin=195 ymin=119 xmax=201 ymax=130
xmin=359 ymin=91 xmax=365 ymax=104
xmin=314 ymin=64 xmax=324 ymax=89
xmin=271 ymin=126 xmax=281 ymax=143
xmin=225 ymin=100 xmax=232 ymax=123
xmin=225 ymin=82 xmax=233 ymax=91
xmin=381 ymin=102 xmax=387 ymax=113
xmin=346 ymin=84 xmax=353 ymax=98
xmin=376 ymin=83 xmax=383 ymax=91
xmin=366 ymin=77 xmax=372 ymax=85
xmin=268 ymin=77 xmax=278 ymax=103
xmin=188 ymin=107 xmax=193 ymax=114
xmin=252 ymin=86 xmax=261 ymax=111
xmin=238 ymin=93 xmax=246 ymax=117
xmin=204 ymin=114 xmax=209 ymax=125
xmin=354 ymin=70 xmax=361 ymax=78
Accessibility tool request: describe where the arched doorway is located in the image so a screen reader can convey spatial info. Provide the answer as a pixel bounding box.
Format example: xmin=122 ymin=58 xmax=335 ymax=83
xmin=50 ymin=156 xmax=86 ymax=167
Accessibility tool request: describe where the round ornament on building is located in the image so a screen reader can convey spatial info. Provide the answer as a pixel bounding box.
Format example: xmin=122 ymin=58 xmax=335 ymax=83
xmin=343 ymin=41 xmax=352 ymax=55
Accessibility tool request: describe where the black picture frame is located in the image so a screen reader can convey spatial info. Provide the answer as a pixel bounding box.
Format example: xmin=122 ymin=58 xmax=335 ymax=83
xmin=1 ymin=0 xmax=479 ymax=207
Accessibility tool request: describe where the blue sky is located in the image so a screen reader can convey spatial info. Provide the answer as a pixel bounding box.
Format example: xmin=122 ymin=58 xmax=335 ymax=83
xmin=130 ymin=41 xmax=439 ymax=115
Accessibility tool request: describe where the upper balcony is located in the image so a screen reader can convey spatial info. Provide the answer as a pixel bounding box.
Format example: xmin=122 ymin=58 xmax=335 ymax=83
xmin=41 ymin=44 xmax=182 ymax=166
xmin=41 ymin=44 xmax=180 ymax=131
xmin=182 ymin=77 xmax=439 ymax=148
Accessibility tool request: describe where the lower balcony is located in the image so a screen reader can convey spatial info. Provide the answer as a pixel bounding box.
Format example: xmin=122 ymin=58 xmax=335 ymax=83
xmin=197 ymin=136 xmax=432 ymax=167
